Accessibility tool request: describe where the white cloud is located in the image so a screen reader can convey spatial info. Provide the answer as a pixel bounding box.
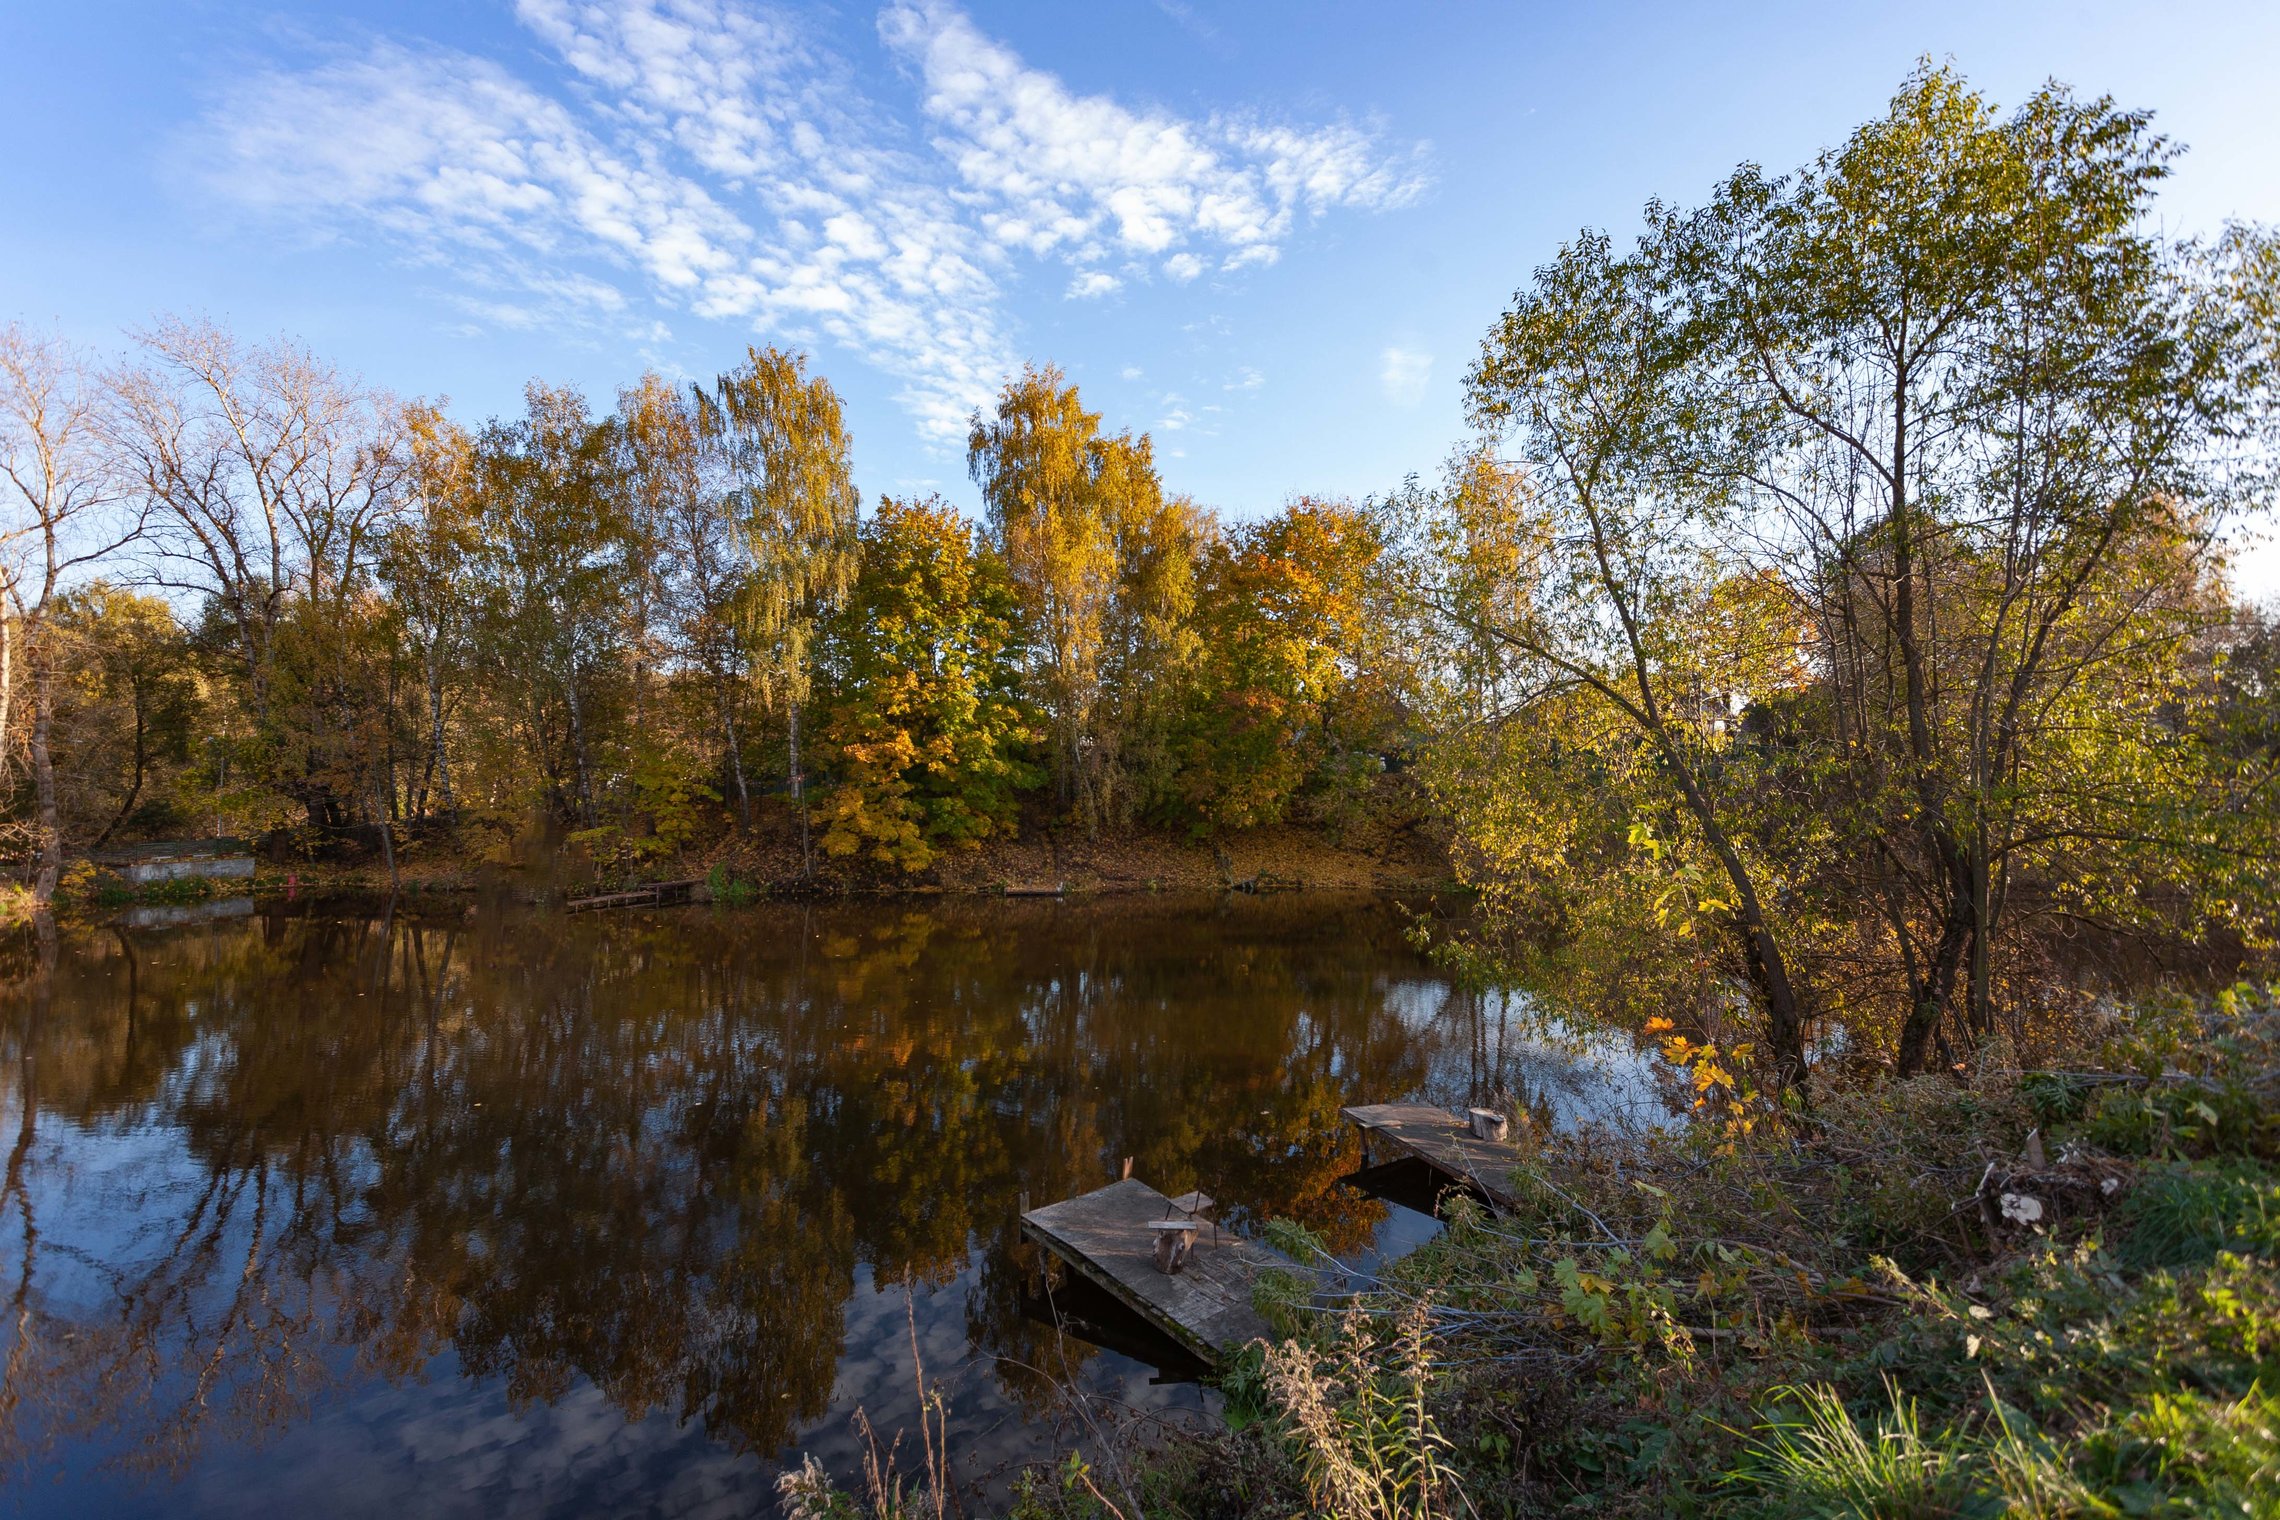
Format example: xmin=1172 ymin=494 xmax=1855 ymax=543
xmin=1228 ymin=365 xmax=1265 ymax=392
xmin=1380 ymin=345 xmax=1432 ymax=407
xmin=197 ymin=1 xmax=1427 ymax=449
xmin=879 ymin=0 xmax=1427 ymax=282
xmin=1119 ymin=365 xmax=1143 ymax=381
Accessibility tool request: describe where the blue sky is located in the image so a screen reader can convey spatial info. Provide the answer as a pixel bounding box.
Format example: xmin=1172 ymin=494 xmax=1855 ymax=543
xmin=6 ymin=1 xmax=2278 ymax=591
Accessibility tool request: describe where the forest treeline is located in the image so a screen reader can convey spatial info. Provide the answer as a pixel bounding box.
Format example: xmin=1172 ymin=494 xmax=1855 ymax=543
xmin=0 ymin=325 xmax=1400 ymax=895
xmin=4 ymin=66 xmax=2279 ymax=1083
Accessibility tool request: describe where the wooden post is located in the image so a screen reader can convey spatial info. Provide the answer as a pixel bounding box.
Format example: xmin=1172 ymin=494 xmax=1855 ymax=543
xmin=1467 ymin=1108 xmax=1510 ymax=1143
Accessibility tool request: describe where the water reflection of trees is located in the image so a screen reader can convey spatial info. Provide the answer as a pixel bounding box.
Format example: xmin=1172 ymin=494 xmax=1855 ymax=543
xmin=0 ymin=896 xmax=1478 ymax=1474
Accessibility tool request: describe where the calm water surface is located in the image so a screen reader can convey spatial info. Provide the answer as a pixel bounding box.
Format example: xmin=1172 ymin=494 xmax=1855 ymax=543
xmin=0 ymin=893 xmax=1656 ymax=1517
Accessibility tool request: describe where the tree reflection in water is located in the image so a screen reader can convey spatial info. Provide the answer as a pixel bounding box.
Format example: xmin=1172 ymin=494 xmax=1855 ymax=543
xmin=0 ymin=894 xmax=1651 ymax=1514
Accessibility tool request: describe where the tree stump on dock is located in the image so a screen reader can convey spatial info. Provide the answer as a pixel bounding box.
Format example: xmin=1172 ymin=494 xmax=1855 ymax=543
xmin=1149 ymin=1220 xmax=1198 ymax=1274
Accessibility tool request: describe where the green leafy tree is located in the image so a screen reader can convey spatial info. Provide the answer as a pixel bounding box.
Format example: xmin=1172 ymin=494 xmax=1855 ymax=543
xmin=1680 ymin=67 xmax=2278 ymax=1071
xmin=1436 ymin=65 xmax=2278 ymax=1081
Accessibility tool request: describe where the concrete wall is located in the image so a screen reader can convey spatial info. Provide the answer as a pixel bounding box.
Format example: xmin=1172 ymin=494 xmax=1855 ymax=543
xmin=117 ymin=855 xmax=257 ymax=885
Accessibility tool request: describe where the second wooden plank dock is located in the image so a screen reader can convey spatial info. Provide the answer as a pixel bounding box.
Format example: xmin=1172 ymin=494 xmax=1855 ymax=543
xmin=1343 ymin=1102 xmax=1523 ymax=1208
xmin=1019 ymin=1177 xmax=1293 ymax=1366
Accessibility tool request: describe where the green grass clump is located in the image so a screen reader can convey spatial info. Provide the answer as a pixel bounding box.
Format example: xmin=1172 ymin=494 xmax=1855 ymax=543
xmin=2111 ymin=1163 xmax=2280 ymax=1271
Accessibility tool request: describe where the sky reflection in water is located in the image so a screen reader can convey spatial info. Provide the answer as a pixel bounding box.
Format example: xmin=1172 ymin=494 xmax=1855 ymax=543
xmin=0 ymin=893 xmax=1660 ymax=1517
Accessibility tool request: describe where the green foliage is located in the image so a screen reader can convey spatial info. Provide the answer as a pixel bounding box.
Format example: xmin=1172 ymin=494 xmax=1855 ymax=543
xmin=2084 ymin=985 xmax=2280 ymax=1161
xmin=1005 ymin=1453 xmax=1122 ymax=1520
xmin=628 ymin=739 xmax=720 ymax=856
xmin=2080 ymin=1386 xmax=2280 ymax=1517
xmin=50 ymin=582 xmax=204 ymax=845
xmin=703 ymin=862 xmax=756 ymax=907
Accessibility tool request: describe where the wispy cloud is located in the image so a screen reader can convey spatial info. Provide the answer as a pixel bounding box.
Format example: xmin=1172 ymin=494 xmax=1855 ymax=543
xmin=196 ymin=0 xmax=1427 ymax=447
xmin=1380 ymin=345 xmax=1432 ymax=407
xmin=880 ymin=0 xmax=1426 ymax=280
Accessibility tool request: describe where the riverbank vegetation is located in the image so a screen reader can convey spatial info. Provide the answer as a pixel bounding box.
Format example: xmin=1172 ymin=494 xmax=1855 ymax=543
xmin=773 ymin=66 xmax=2280 ymax=1520
xmin=5 ymin=58 xmax=2280 ymax=1517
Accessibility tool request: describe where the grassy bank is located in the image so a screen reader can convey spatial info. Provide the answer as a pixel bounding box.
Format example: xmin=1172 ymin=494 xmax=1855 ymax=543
xmin=788 ymin=984 xmax=2277 ymax=1519
xmin=1173 ymin=985 xmax=2278 ymax=1518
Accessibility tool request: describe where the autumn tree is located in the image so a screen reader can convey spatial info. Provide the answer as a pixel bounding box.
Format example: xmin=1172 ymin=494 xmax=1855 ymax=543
xmin=1438 ymin=216 xmax=1820 ymax=1084
xmin=111 ymin=318 xmax=403 ymax=728
xmin=464 ymin=382 xmax=630 ymax=826
xmin=1178 ymin=499 xmax=1391 ymax=832
xmin=968 ymin=365 xmax=1202 ymax=831
xmin=1685 ymin=68 xmax=2278 ymax=1072
xmin=699 ymin=348 xmax=859 ymax=873
xmin=0 ymin=325 xmax=138 ymax=900
xmin=812 ymin=495 xmax=1039 ymax=871
xmin=52 ymin=583 xmax=200 ymax=847
xmin=622 ymin=376 xmax=757 ymax=823
xmin=380 ymin=403 xmax=478 ymax=817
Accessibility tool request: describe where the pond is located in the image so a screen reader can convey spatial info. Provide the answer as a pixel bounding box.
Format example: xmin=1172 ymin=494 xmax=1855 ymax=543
xmin=0 ymin=893 xmax=1661 ymax=1517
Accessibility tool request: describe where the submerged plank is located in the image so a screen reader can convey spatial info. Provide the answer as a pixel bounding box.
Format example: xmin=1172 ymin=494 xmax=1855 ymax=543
xmin=1342 ymin=1102 xmax=1522 ymax=1207
xmin=1020 ymin=1177 xmax=1289 ymax=1365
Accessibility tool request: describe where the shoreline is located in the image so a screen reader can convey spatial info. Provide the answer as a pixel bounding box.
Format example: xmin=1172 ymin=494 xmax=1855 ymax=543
xmin=54 ymin=817 xmax=1456 ymax=915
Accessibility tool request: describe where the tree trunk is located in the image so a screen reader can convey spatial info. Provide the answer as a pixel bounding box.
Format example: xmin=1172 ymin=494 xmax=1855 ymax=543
xmin=427 ymin=644 xmax=454 ymax=813
xmin=564 ymin=666 xmax=596 ymax=826
xmin=1661 ymin=754 xmax=1810 ymax=1087
xmin=376 ymin=778 xmax=400 ymax=892
xmin=721 ymin=692 xmax=750 ymax=828
xmin=29 ymin=631 xmax=59 ymax=903
xmin=91 ymin=699 xmax=147 ymax=850
xmin=0 ymin=590 xmax=14 ymax=789
xmin=1896 ymin=871 xmax=1973 ymax=1077
xmin=788 ymin=694 xmax=809 ymax=878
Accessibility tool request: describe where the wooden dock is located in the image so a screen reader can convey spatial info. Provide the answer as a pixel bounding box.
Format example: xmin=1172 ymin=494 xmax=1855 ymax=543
xmin=1342 ymin=1103 xmax=1522 ymax=1209
xmin=565 ymin=878 xmax=702 ymax=913
xmin=1019 ymin=1177 xmax=1292 ymax=1366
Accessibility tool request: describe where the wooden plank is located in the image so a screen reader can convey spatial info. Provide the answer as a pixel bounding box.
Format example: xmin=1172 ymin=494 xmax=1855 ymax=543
xmin=565 ymin=879 xmax=702 ymax=913
xmin=1343 ymin=1102 xmax=1522 ymax=1208
xmin=1020 ymin=1177 xmax=1290 ymax=1365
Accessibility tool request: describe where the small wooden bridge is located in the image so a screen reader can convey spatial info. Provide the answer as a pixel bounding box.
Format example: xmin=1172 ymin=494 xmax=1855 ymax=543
xmin=1020 ymin=1177 xmax=1293 ymax=1366
xmin=565 ymin=878 xmax=703 ymax=913
xmin=1343 ymin=1103 xmax=1523 ymax=1209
